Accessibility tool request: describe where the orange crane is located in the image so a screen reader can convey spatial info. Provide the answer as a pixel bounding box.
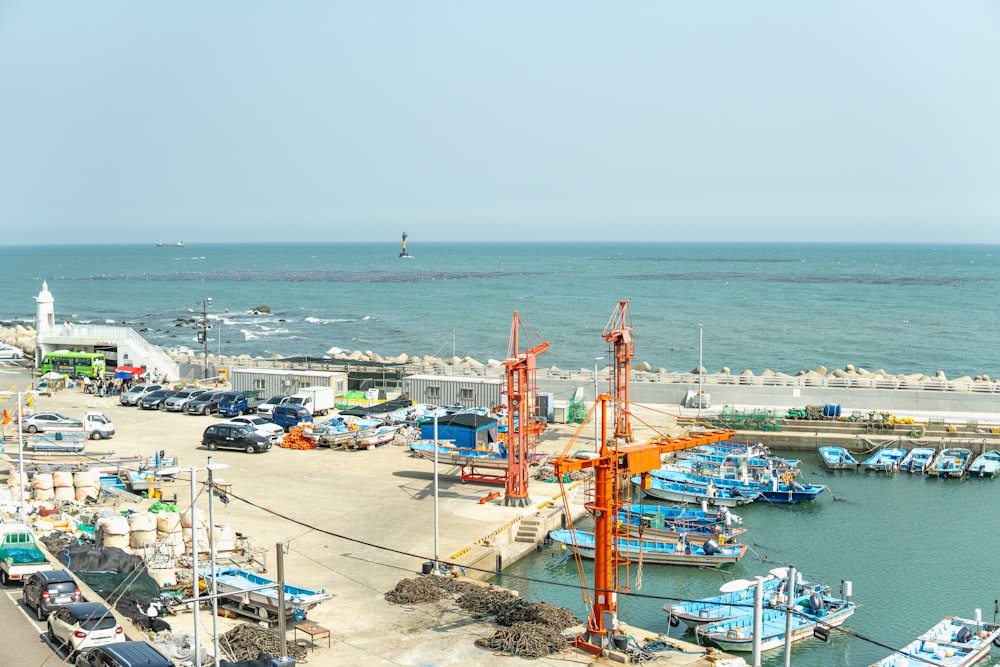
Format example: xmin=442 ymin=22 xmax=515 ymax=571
xmin=602 ymin=300 xmax=635 ymax=443
xmin=502 ymin=312 xmax=551 ymax=507
xmin=552 ymin=404 xmax=736 ymax=655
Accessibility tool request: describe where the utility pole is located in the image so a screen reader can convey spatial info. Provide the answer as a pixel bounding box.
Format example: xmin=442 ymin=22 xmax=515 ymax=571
xmin=197 ymin=298 xmax=212 ymax=379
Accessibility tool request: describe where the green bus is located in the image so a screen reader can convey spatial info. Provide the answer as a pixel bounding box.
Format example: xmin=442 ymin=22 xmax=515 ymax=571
xmin=40 ymin=351 xmax=107 ymax=378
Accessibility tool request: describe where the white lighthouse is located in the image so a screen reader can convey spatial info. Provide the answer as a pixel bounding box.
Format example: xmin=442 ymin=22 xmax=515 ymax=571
xmin=33 ymin=281 xmax=56 ymax=368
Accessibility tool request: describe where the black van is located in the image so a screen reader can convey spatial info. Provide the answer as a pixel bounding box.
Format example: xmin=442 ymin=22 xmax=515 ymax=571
xmin=75 ymin=642 xmax=174 ymax=667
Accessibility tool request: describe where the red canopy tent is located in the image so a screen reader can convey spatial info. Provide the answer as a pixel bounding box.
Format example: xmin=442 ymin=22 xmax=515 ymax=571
xmin=115 ymin=365 xmax=145 ymax=376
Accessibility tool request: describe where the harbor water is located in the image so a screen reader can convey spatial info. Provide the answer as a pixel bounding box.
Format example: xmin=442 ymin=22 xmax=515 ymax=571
xmin=496 ymin=450 xmax=1000 ymax=666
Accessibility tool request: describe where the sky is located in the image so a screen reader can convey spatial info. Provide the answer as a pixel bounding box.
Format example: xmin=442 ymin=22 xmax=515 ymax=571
xmin=2 ymin=2 xmax=999 ymax=245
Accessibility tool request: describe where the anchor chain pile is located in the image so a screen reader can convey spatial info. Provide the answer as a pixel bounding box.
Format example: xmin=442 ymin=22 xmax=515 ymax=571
xmin=220 ymin=623 xmax=309 ymax=663
xmin=385 ymin=576 xmax=579 ymax=658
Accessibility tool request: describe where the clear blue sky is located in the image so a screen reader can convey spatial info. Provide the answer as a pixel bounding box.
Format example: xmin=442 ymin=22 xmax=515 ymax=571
xmin=2 ymin=2 xmax=998 ymax=244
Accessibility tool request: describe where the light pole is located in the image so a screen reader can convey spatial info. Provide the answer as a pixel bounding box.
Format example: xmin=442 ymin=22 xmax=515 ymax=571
xmin=197 ymin=298 xmax=212 ymax=379
xmin=593 ymin=357 xmax=603 ymax=452
xmin=698 ymin=324 xmax=704 ymax=418
xmin=156 ymin=461 xmax=229 ymax=667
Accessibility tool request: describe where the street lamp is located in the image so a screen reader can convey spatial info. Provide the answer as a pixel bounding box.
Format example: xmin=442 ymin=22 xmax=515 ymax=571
xmin=156 ymin=460 xmax=229 ymax=667
xmin=197 ymin=298 xmax=212 ymax=379
xmin=0 ymin=390 xmax=39 ymax=523
xmin=698 ymin=324 xmax=704 ymax=418
xmin=593 ymin=357 xmax=603 ymax=452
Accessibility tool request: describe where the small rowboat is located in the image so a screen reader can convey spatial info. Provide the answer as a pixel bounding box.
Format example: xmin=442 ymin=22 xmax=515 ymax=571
xmin=549 ymin=528 xmax=747 ymax=568
xmin=202 ymin=566 xmax=333 ymax=617
xmin=819 ymin=446 xmax=859 ymax=470
xmin=870 ymin=615 xmax=1000 ymax=666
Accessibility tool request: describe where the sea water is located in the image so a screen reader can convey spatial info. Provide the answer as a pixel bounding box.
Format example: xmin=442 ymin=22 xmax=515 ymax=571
xmin=496 ymin=454 xmax=1000 ymax=666
xmin=1 ymin=242 xmax=998 ymax=379
xmin=3 ymin=241 xmax=999 ymax=665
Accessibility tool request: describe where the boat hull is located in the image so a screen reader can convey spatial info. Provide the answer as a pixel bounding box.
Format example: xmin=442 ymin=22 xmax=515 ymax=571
xmin=549 ymin=529 xmax=746 ymax=568
xmin=697 ymin=601 xmax=855 ymax=652
xmin=205 ymin=566 xmax=332 ymax=616
xmin=869 ymin=616 xmax=1000 ymax=667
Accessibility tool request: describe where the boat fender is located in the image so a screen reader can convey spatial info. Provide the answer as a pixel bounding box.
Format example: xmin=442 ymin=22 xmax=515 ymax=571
xmin=669 ymin=614 xmax=680 ymax=628
xmin=735 ymin=498 xmax=745 ymax=507
xmin=707 ymin=497 xmax=716 ymax=507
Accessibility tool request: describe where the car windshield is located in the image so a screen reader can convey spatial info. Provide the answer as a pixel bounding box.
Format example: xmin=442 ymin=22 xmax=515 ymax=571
xmin=220 ymin=393 xmax=240 ymax=401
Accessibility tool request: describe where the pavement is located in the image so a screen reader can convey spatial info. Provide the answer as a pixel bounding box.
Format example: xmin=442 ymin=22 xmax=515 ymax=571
xmin=1 ymin=371 xmax=746 ymax=667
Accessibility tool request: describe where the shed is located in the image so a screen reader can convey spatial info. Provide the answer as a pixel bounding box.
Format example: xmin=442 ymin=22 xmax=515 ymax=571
xmin=229 ymin=368 xmax=348 ymax=399
xmin=419 ymin=413 xmax=499 ymax=449
xmin=402 ymin=374 xmax=503 ymax=409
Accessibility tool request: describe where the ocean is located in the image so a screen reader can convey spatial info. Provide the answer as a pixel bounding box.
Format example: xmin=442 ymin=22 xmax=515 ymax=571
xmin=3 ymin=241 xmax=1000 ymax=665
xmin=1 ymin=242 xmax=998 ymax=379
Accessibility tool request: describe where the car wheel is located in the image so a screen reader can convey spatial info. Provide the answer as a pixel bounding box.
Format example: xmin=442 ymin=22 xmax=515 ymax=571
xmin=159 ymin=403 xmax=166 ymax=411
xmin=245 ymin=444 xmax=255 ymax=454
xmin=47 ymin=624 xmax=56 ymax=643
xmin=207 ymin=442 xmax=217 ymax=451
xmin=0 ymin=569 xmax=8 ymax=585
xmin=36 ymin=602 xmax=45 ymax=621
xmin=91 ymin=430 xmax=102 ymax=441
xmin=203 ymin=406 xmax=210 ymax=415
xmin=26 ymin=425 xmax=38 ymax=433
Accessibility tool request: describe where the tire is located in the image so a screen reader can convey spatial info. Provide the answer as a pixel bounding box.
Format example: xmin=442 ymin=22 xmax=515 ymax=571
xmin=203 ymin=406 xmax=210 ymax=415
xmin=27 ymin=425 xmax=38 ymax=433
xmin=669 ymin=615 xmax=680 ymax=628
xmin=735 ymin=498 xmax=745 ymax=507
xmin=91 ymin=431 xmax=102 ymax=441
xmin=159 ymin=403 xmax=165 ymax=411
xmin=245 ymin=444 xmax=255 ymax=454
xmin=1 ymin=569 xmax=8 ymax=585
xmin=707 ymin=497 xmax=716 ymax=507
xmin=36 ymin=601 xmax=45 ymax=622
xmin=47 ymin=625 xmax=56 ymax=643
xmin=207 ymin=442 xmax=217 ymax=451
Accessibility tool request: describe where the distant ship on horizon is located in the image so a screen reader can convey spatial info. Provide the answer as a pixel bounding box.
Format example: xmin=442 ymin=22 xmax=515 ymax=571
xmin=156 ymin=241 xmax=185 ymax=247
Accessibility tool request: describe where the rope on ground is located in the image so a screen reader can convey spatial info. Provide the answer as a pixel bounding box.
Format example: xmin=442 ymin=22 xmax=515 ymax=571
xmin=220 ymin=622 xmax=309 ymax=663
xmin=474 ymin=621 xmax=571 ymax=658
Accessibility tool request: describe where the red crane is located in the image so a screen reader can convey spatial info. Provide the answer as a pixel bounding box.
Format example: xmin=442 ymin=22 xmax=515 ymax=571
xmin=502 ymin=312 xmax=551 ymax=507
xmin=602 ymin=300 xmax=635 ymax=443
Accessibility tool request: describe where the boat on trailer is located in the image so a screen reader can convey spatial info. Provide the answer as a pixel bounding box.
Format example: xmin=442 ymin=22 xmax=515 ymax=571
xmin=203 ymin=566 xmax=333 ymax=617
xmin=870 ymin=614 xmax=1000 ymax=666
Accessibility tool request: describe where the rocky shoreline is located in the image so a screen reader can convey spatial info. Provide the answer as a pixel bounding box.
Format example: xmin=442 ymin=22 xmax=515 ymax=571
xmin=3 ymin=323 xmax=995 ymax=386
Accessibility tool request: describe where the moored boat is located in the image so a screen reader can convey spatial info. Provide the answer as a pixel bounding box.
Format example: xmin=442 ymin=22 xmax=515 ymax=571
xmin=616 ymin=507 xmax=746 ymax=545
xmin=665 ymin=568 xmax=792 ymax=629
xmin=861 ymin=447 xmax=907 ymax=472
xmin=870 ymin=615 xmax=1000 ymax=666
xmin=633 ymin=474 xmax=759 ymax=508
xmin=968 ymin=450 xmax=1000 ymax=477
xmin=549 ymin=528 xmax=747 ymax=568
xmin=898 ymin=447 xmax=936 ymax=474
xmin=819 ymin=446 xmax=860 ymax=470
xmin=650 ymin=467 xmax=827 ymax=504
xmin=695 ymin=589 xmax=856 ymax=652
xmin=927 ymin=448 xmax=973 ymax=478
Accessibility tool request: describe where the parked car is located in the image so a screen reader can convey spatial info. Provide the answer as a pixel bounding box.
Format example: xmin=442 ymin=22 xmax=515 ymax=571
xmin=255 ymin=395 xmax=288 ymax=417
xmin=138 ymin=389 xmax=177 ymax=410
xmin=22 ymin=570 xmax=81 ymax=621
xmin=185 ymin=390 xmax=225 ymax=415
xmin=119 ymin=384 xmax=163 ymax=406
xmin=0 ymin=344 xmax=24 ymax=359
xmin=201 ymin=423 xmax=272 ymax=453
xmin=20 ymin=412 xmax=83 ymax=433
xmin=163 ymin=388 xmax=206 ymax=412
xmin=74 ymin=642 xmax=175 ymax=667
xmin=47 ymin=602 xmax=125 ymax=657
xmin=224 ymin=415 xmax=284 ymax=441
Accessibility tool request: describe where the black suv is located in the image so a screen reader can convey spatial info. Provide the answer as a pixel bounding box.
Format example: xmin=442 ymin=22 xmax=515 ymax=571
xmin=22 ymin=570 xmax=81 ymax=620
xmin=202 ymin=423 xmax=271 ymax=453
xmin=185 ymin=391 xmax=224 ymax=415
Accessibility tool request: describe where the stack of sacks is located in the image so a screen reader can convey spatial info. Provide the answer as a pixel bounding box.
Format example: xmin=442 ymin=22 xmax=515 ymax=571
xmin=181 ymin=508 xmax=208 ymax=554
xmin=31 ymin=473 xmax=54 ymax=502
xmin=73 ymin=470 xmax=100 ymax=502
xmin=96 ymin=515 xmax=130 ymax=550
xmin=214 ymin=523 xmax=236 ymax=552
xmin=128 ymin=511 xmax=157 ymax=549
xmin=52 ymin=471 xmax=76 ymax=502
xmin=156 ymin=511 xmax=185 ymax=558
xmin=8 ymin=465 xmax=27 ymax=492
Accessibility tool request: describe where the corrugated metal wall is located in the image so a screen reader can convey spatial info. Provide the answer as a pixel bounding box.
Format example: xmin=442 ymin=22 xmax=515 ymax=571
xmin=402 ymin=375 xmax=503 ymax=407
xmin=230 ymin=368 xmax=348 ymax=398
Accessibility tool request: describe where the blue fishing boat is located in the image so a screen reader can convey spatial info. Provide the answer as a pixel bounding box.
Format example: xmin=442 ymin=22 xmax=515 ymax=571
xmin=870 ymin=614 xmax=1000 ymax=666
xmin=633 ymin=474 xmax=759 ymax=508
xmin=651 ymin=468 xmax=827 ymax=504
xmin=622 ymin=503 xmax=743 ymax=529
xmin=549 ymin=529 xmax=747 ymax=568
xmin=898 ymin=447 xmax=936 ymax=474
xmin=409 ymin=440 xmax=545 ymax=466
xmin=861 ymin=447 xmax=907 ymax=472
xmin=968 ymin=450 xmax=1000 ymax=477
xmin=927 ymin=447 xmax=973 ymax=478
xmin=202 ymin=566 xmax=333 ymax=617
xmin=616 ymin=507 xmax=745 ymax=544
xmin=695 ymin=588 xmax=856 ymax=651
xmin=665 ymin=568 xmax=792 ymax=629
xmin=819 ymin=446 xmax=860 ymax=470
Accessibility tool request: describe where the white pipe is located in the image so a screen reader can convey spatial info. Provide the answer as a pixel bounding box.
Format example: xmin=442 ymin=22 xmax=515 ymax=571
xmin=191 ymin=467 xmax=201 ymax=667
xmin=433 ymin=415 xmax=439 ymax=572
xmin=752 ymin=576 xmax=763 ymax=666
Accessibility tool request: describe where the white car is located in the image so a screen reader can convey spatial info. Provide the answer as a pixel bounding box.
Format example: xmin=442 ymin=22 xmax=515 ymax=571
xmin=47 ymin=602 xmax=125 ymax=657
xmin=225 ymin=415 xmax=284 ymax=441
xmin=0 ymin=344 xmax=24 ymax=359
xmin=255 ymin=395 xmax=287 ymax=417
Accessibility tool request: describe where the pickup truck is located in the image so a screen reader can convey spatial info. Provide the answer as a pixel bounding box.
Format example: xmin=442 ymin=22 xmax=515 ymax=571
xmin=217 ymin=392 xmax=265 ymax=418
xmin=0 ymin=524 xmax=53 ymax=585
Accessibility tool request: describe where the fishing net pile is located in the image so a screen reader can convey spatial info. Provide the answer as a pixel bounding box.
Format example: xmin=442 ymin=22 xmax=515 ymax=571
xmin=385 ymin=576 xmax=578 ymax=658
xmin=219 ymin=623 xmax=308 ymax=663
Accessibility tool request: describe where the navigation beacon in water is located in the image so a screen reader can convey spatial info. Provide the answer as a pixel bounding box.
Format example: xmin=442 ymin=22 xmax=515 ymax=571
xmin=399 ymin=232 xmax=412 ymax=258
